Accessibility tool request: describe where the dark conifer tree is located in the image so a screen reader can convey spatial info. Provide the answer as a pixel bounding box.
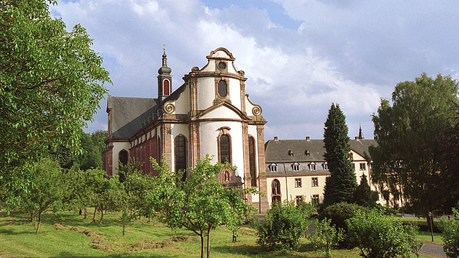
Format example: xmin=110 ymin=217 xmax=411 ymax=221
xmin=322 ymin=103 xmax=357 ymax=208
xmin=353 ymin=174 xmax=378 ymax=208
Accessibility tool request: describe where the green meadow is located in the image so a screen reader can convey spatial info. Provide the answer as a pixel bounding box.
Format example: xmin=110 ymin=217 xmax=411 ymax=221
xmin=0 ymin=209 xmax=439 ymax=258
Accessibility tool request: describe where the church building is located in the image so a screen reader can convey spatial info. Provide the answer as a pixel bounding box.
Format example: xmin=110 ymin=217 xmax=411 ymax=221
xmin=103 ymin=47 xmax=269 ymax=211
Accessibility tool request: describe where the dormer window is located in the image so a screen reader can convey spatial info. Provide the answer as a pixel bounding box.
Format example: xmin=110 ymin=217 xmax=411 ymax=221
xmin=292 ymin=162 xmax=300 ymax=171
xmin=288 ymin=149 xmax=294 ymax=156
xmin=305 ymin=150 xmax=311 ymax=156
xmin=322 ymin=162 xmax=329 ymax=170
xmin=308 ymin=162 xmax=316 ymax=171
xmin=269 ymin=163 xmax=278 ymax=172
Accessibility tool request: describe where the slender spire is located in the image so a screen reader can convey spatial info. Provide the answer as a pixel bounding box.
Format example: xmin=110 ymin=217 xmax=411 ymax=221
xmin=162 ymin=44 xmax=167 ymax=67
xmin=358 ymin=123 xmax=364 ymax=139
xmin=158 ymin=44 xmax=171 ymax=75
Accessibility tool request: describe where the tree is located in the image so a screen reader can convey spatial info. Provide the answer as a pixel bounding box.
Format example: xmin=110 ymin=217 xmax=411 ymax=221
xmin=74 ymin=130 xmax=108 ymax=171
xmin=257 ymin=200 xmax=315 ymax=251
xmin=19 ymin=158 xmax=67 ymax=233
xmin=150 ymin=155 xmax=257 ymax=258
xmin=353 ymin=174 xmax=378 ymax=208
xmin=439 ymin=208 xmax=459 ymax=258
xmin=346 ymin=209 xmax=420 ymax=258
xmin=322 ymin=103 xmax=357 ymax=208
xmin=370 ymin=73 xmax=459 ymax=216
xmin=309 ymin=218 xmax=344 ymax=258
xmin=0 ymin=0 xmax=110 ymax=207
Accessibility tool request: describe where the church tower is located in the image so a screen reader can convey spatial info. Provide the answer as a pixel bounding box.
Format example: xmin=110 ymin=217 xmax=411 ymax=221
xmin=157 ymin=49 xmax=172 ymax=102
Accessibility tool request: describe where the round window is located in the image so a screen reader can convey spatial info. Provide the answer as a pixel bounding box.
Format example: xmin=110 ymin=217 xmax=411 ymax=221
xmin=218 ymin=61 xmax=226 ymax=70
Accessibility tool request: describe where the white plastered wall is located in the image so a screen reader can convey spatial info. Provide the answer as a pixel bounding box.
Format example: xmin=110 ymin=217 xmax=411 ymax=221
xmin=199 ymin=120 xmax=245 ymax=181
xmin=111 ymin=141 xmax=131 ymax=175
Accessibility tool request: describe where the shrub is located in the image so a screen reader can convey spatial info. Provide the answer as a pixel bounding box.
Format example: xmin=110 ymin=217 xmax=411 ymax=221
xmin=346 ymin=209 xmax=420 ymax=258
xmin=318 ymin=202 xmax=369 ymax=247
xmin=257 ymin=200 xmax=314 ymax=251
xmin=439 ymin=208 xmax=459 ymax=258
xmin=309 ymin=218 xmax=344 ymax=258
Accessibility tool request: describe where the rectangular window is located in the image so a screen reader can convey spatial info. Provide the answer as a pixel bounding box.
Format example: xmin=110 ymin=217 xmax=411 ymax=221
xmin=312 ymin=194 xmax=319 ymax=205
xmin=295 ymin=195 xmax=303 ymax=206
xmin=295 ymin=178 xmax=302 ymax=188
xmin=360 ymin=163 xmax=366 ymax=170
xmin=312 ymin=177 xmax=319 ymax=187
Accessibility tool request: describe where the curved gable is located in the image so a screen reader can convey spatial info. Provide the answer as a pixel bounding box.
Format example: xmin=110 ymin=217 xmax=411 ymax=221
xmin=198 ymin=102 xmax=249 ymax=121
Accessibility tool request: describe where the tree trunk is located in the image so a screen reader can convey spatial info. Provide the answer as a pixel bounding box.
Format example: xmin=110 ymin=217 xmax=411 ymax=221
xmin=122 ymin=221 xmax=126 ymax=236
xmin=92 ymin=207 xmax=97 ymax=223
xmin=200 ymin=232 xmax=205 ymax=258
xmin=36 ymin=212 xmax=42 ymax=234
xmin=206 ymin=226 xmax=211 ymax=258
xmin=84 ymin=208 xmax=88 ymax=219
xmin=79 ymin=209 xmax=82 ymax=215
xmin=99 ymin=209 xmax=104 ymax=224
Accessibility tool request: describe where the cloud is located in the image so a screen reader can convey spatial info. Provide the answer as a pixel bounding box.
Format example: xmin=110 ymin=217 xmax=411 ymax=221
xmin=52 ymin=0 xmax=459 ymax=140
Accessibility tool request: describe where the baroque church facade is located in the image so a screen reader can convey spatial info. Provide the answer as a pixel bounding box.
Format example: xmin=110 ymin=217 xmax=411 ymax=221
xmin=103 ymin=47 xmax=269 ymax=212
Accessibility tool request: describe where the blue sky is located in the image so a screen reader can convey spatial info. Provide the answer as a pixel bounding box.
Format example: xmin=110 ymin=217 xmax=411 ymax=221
xmin=52 ymin=0 xmax=459 ymax=140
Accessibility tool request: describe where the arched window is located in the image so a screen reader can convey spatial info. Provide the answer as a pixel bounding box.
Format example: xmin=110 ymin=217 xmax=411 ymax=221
xmin=218 ymin=80 xmax=227 ymax=97
xmin=220 ymin=134 xmax=231 ymax=164
xmin=119 ymin=150 xmax=128 ymax=166
xmin=163 ymin=79 xmax=170 ymax=96
xmin=272 ymin=179 xmax=281 ymax=195
xmin=249 ymin=136 xmax=257 ymax=186
xmin=271 ymin=179 xmax=281 ymax=203
xmin=175 ymin=135 xmax=187 ymax=180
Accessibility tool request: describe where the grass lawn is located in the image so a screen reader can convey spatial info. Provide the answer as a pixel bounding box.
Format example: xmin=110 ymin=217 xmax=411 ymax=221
xmin=0 ymin=209 xmax=439 ymax=258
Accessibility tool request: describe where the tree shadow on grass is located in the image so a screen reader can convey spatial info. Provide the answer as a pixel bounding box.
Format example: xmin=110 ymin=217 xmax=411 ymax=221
xmin=212 ymin=241 xmax=321 ymax=258
xmin=52 ymin=252 xmax=195 ymax=258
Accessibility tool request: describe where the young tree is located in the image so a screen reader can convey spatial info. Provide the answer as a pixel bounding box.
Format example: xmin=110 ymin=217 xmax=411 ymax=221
xmin=0 ymin=0 xmax=110 ymax=207
xmin=309 ymin=218 xmax=344 ymax=258
xmin=370 ymin=73 xmax=459 ymax=216
xmin=20 ymin=158 xmax=67 ymax=233
xmin=322 ymin=103 xmax=357 ymax=208
xmin=150 ymin=155 xmax=257 ymax=258
xmin=257 ymin=200 xmax=315 ymax=251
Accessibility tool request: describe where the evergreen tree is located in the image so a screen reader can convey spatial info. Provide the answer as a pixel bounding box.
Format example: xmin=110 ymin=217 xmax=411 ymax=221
xmin=353 ymin=174 xmax=378 ymax=208
xmin=322 ymin=103 xmax=357 ymax=208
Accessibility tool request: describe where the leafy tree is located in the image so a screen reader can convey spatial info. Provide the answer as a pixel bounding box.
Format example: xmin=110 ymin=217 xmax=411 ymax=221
xmin=346 ymin=209 xmax=420 ymax=258
xmin=0 ymin=0 xmax=110 ymax=206
xmin=150 ymin=155 xmax=257 ymax=258
xmin=370 ymin=73 xmax=459 ymax=216
xmin=323 ymin=103 xmax=357 ymax=208
xmin=85 ymin=169 xmax=124 ymax=224
xmin=257 ymin=200 xmax=315 ymax=251
xmin=19 ymin=158 xmax=67 ymax=233
xmin=439 ymin=208 xmax=459 ymax=258
xmin=74 ymin=130 xmax=108 ymax=171
xmin=353 ymin=174 xmax=378 ymax=208
xmin=309 ymin=218 xmax=344 ymax=258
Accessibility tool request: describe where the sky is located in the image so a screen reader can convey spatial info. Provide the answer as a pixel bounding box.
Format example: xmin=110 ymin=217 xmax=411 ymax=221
xmin=51 ymin=0 xmax=459 ymax=140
